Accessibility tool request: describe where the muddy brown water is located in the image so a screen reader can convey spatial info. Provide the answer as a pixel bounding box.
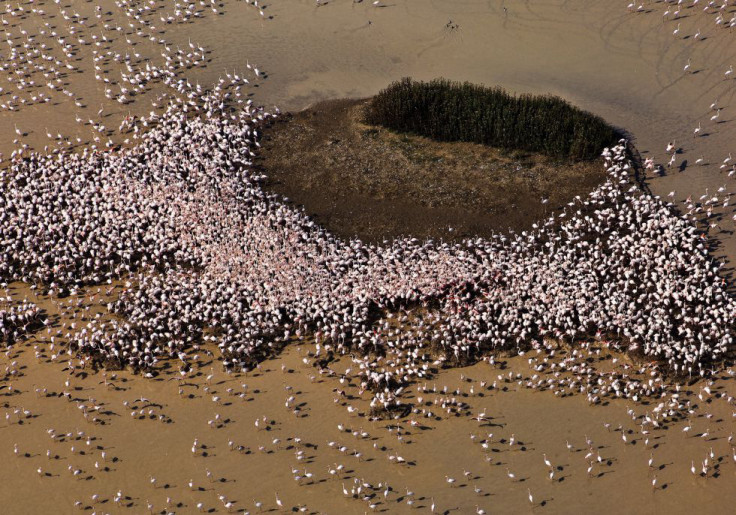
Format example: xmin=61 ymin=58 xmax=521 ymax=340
xmin=2 ymin=1 xmax=736 ymax=513
xmin=3 ymin=280 xmax=736 ymax=514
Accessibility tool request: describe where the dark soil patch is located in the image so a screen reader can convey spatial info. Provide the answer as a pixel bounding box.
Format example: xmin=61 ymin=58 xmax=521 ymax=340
xmin=255 ymin=98 xmax=606 ymax=243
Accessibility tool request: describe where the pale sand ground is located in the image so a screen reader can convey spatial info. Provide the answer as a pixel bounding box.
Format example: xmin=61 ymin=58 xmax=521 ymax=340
xmin=2 ymin=0 xmax=736 ymax=513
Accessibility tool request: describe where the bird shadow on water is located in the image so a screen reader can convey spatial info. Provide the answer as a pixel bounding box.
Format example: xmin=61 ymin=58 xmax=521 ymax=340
xmin=533 ymin=497 xmax=553 ymax=507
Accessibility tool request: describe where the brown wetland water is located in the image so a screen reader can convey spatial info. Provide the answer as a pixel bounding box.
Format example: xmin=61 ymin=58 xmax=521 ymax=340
xmin=2 ymin=1 xmax=736 ymax=514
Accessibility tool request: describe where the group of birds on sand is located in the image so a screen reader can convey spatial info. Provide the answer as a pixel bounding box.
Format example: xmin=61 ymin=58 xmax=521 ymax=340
xmin=0 ymin=296 xmax=43 ymax=345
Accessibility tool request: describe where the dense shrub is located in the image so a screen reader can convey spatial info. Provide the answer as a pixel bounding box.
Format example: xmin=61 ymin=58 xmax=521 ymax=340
xmin=365 ymin=78 xmax=618 ymax=161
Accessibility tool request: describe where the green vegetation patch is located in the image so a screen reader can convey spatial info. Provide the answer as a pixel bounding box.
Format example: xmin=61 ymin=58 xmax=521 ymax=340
xmin=365 ymin=78 xmax=619 ymax=161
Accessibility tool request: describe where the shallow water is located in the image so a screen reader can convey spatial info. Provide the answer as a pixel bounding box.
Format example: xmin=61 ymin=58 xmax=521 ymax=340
xmin=2 ymin=1 xmax=736 ymax=513
xmin=3 ymin=281 xmax=736 ymax=514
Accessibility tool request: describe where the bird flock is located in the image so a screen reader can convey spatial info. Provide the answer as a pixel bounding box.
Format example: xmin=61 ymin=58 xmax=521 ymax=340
xmin=632 ymin=0 xmax=736 ymax=179
xmin=1 ymin=1 xmax=736 ymax=513
xmin=0 ymin=1 xmax=732 ymax=416
xmin=0 ymin=74 xmax=734 ymax=413
xmin=0 ymin=295 xmax=43 ymax=345
xmin=0 ymin=0 xmax=262 ymax=161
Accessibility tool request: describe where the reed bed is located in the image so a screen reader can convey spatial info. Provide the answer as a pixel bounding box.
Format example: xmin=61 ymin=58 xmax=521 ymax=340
xmin=365 ymin=78 xmax=618 ymax=161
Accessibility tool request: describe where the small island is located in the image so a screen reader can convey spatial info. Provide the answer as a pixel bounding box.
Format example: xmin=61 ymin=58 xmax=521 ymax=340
xmin=257 ymin=78 xmax=620 ymax=242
